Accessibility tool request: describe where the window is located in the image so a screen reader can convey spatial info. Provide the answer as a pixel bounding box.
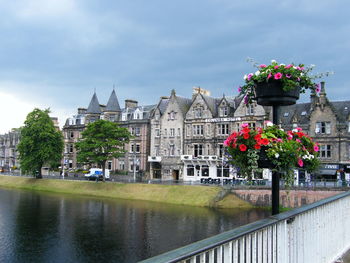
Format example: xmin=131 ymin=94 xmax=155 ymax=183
xmin=301 ymin=111 xmax=307 ymax=116
xmin=315 ymin=122 xmax=331 ymax=134
xmin=217 ymin=165 xmax=230 ymax=177
xmin=169 ymin=111 xmax=176 ymax=120
xmin=164 ymin=129 xmax=167 ymax=137
xmin=136 ymin=144 xmax=140 ymax=153
xmin=193 ymin=125 xmax=204 ymax=136
xmin=283 ymin=112 xmax=289 ymax=117
xmin=130 ymin=127 xmax=135 ymax=135
xmin=119 ymin=161 xmax=125 ymax=170
xmin=194 ymin=144 xmax=203 ymax=157
xmin=107 ymin=161 xmax=112 ymax=170
xmin=135 ymin=127 xmax=141 ymax=136
xmin=219 ymin=106 xmax=228 ymax=117
xmin=201 ymin=165 xmax=209 ymax=177
xmin=69 ymin=144 xmax=74 ymax=153
xmin=170 ymin=128 xmax=175 ymax=137
xmin=187 ymin=165 xmax=194 ymax=176
xmin=130 ymin=144 xmax=135 ymax=153
xmin=155 ymin=146 xmax=159 ymax=156
xmin=320 ymin=145 xmax=332 ymax=158
xmin=169 ymin=145 xmax=175 ymax=156
xmin=69 ymin=160 xmax=73 ymax=168
xmin=248 ymin=122 xmax=256 ymax=129
xmin=76 ymin=119 xmax=81 ymax=125
xmin=218 ymin=124 xmax=229 ymax=135
xmin=193 ymin=107 xmax=203 ymax=118
xmin=177 ymin=128 xmax=181 ymax=137
xmin=186 ymin=125 xmax=191 ymax=137
xmin=155 ymin=128 xmax=160 ymax=137
xmin=122 ymin=113 xmax=127 ymax=121
xmin=109 ymin=115 xmax=116 ymax=122
xmin=246 ymin=104 xmax=254 ymax=115
xmin=70 ymin=131 xmax=74 ymax=138
xmin=218 ymin=144 xmax=224 ymax=157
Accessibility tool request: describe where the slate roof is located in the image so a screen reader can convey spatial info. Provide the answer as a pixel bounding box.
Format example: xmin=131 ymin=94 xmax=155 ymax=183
xmin=105 ymin=90 xmax=121 ymax=112
xmin=158 ymin=98 xmax=169 ymax=114
xmin=278 ymin=103 xmax=311 ymax=125
xmin=86 ymin=93 xmax=102 ymax=114
xmin=175 ymin=95 xmax=192 ymax=116
xmin=331 ymin=101 xmax=350 ymax=123
xmin=201 ymin=94 xmax=220 ymax=116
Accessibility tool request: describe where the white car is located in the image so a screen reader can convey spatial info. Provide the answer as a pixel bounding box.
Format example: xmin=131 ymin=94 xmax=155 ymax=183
xmin=85 ymin=168 xmax=110 ymax=181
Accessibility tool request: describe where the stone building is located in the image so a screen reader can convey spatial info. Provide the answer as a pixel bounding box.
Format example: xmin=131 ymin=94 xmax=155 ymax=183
xmin=278 ymin=82 xmax=350 ymax=180
xmin=148 ymin=89 xmax=191 ymax=180
xmin=0 ymin=129 xmax=21 ymax=171
xmin=63 ymin=90 xmax=156 ymax=177
xmin=148 ymin=87 xmax=269 ymax=181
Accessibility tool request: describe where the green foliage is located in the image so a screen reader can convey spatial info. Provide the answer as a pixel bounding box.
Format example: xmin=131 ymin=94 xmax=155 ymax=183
xmin=75 ymin=120 xmax=131 ymax=180
xmin=17 ymin=108 xmax=64 ymax=178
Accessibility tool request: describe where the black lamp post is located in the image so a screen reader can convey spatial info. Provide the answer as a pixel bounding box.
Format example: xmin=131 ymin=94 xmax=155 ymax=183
xmin=255 ymin=80 xmax=300 ymax=215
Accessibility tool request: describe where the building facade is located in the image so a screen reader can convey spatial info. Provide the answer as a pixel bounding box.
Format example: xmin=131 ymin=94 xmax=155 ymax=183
xmin=0 ymin=129 xmax=21 ymax=171
xmin=62 ymin=90 xmax=156 ymax=177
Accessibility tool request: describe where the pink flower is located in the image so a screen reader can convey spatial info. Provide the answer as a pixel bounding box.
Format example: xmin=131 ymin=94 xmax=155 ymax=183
xmin=315 ymin=83 xmax=321 ymax=93
xmin=274 ymin=72 xmax=283 ymax=80
xmin=267 ymin=73 xmax=272 ymax=79
xmin=274 ymin=65 xmax=279 ymax=69
xmin=296 ymin=139 xmax=301 ymax=143
xmin=241 ymin=123 xmax=249 ymax=128
xmin=247 ymin=73 xmax=253 ymax=81
xmin=286 ymin=74 xmax=292 ymax=78
xmin=238 ymin=86 xmax=242 ymax=92
xmin=285 ymin=64 xmax=293 ymax=69
xmin=298 ymin=159 xmax=304 ymax=167
xmin=244 ymin=95 xmax=248 ymax=104
xmin=260 ymin=64 xmax=267 ymax=68
xmin=277 ymin=138 xmax=283 ymax=142
xmin=314 ymin=145 xmax=319 ymax=152
xmin=223 ymin=139 xmax=230 ymax=146
xmin=297 ymin=77 xmax=300 ymax=81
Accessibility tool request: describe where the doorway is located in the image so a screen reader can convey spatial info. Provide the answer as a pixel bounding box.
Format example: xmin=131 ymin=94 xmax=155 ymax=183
xmin=172 ymin=170 xmax=179 ymax=181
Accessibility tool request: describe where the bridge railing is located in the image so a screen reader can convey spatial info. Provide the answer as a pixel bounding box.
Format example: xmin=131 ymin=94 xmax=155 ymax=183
xmin=139 ymin=191 xmax=350 ymax=263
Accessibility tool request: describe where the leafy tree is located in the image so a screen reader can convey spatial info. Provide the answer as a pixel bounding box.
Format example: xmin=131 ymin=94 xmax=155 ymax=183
xmin=75 ymin=119 xmax=131 ymax=181
xmin=17 ymin=108 xmax=64 ymax=178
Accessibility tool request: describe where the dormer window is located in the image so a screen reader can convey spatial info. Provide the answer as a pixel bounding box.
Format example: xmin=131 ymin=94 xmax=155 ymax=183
xmin=246 ymin=104 xmax=254 ymax=115
xmin=301 ymin=111 xmax=307 ymax=116
xmin=283 ymin=112 xmax=289 ymax=117
xmin=219 ymin=107 xmax=228 ymax=117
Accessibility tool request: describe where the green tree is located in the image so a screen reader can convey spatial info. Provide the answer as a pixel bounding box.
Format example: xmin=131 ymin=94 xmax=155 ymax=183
xmin=75 ymin=119 xmax=131 ymax=181
xmin=17 ymin=108 xmax=64 ymax=178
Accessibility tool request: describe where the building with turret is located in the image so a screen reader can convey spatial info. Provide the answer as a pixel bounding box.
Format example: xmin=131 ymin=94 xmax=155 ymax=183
xmin=62 ymin=90 xmax=156 ymax=176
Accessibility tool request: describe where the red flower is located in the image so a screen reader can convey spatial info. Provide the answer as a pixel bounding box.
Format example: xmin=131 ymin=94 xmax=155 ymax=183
xmin=254 ymin=144 xmax=261 ymax=150
xmin=260 ymin=138 xmax=269 ymax=145
xmin=254 ymin=134 xmax=261 ymax=141
xmin=297 ymin=132 xmax=304 ymax=138
xmin=242 ymin=127 xmax=250 ymax=134
xmin=239 ymin=144 xmax=247 ymax=151
xmin=243 ymin=133 xmax=250 ymax=139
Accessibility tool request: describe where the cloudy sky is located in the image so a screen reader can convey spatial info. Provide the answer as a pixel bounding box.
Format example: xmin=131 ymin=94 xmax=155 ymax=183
xmin=0 ymin=0 xmax=348 ymax=133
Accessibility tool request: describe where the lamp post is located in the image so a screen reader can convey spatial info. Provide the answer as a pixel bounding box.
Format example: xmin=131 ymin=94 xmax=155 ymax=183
xmin=271 ymin=106 xmax=280 ymax=215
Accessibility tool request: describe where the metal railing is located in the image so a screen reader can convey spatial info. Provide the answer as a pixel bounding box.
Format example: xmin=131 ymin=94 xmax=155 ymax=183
xmin=139 ymin=191 xmax=350 ymax=263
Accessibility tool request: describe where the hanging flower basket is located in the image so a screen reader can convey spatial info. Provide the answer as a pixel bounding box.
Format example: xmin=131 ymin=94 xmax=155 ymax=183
xmin=255 ymin=79 xmax=300 ymax=106
xmin=237 ymin=59 xmax=329 ymax=105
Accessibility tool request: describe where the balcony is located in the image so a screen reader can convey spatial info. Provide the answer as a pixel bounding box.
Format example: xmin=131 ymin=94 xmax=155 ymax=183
xmin=147 ymin=156 xmax=162 ymax=162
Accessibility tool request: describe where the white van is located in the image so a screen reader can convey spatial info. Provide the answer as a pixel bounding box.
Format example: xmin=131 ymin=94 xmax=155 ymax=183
xmin=85 ymin=168 xmax=110 ymax=180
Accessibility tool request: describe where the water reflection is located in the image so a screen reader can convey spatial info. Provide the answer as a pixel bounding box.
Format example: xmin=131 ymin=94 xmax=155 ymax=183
xmin=0 ymin=188 xmax=269 ymax=262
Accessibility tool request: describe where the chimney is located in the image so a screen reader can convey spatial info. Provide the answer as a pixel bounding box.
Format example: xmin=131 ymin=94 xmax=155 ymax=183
xmin=125 ymin=99 xmax=138 ymax=109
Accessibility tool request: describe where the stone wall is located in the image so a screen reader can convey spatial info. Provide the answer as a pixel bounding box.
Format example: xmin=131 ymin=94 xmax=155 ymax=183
xmin=232 ymin=189 xmax=345 ymax=208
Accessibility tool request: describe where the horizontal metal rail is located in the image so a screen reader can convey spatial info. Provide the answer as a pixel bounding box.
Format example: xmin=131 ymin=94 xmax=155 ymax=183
xmin=139 ymin=191 xmax=350 ymax=263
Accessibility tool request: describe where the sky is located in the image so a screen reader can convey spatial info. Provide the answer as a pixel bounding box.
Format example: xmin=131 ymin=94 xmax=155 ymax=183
xmin=0 ymin=0 xmax=349 ymax=133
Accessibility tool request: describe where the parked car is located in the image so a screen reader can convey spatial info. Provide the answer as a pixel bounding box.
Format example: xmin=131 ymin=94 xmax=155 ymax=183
xmin=84 ymin=168 xmax=110 ymax=181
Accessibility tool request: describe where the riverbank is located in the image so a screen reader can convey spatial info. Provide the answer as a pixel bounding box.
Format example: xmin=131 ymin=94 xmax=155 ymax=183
xmin=0 ymin=175 xmax=252 ymax=209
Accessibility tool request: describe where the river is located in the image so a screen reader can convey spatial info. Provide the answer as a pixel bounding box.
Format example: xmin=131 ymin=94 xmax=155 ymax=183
xmin=0 ymin=187 xmax=269 ymax=262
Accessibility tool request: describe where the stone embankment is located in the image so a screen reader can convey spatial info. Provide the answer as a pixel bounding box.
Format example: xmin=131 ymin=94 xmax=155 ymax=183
xmin=232 ymin=189 xmax=345 ymax=208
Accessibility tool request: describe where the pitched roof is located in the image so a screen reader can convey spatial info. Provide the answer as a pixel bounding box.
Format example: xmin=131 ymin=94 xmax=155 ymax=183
xmin=331 ymin=101 xmax=350 ymax=123
xmin=86 ymin=93 xmax=102 ymax=114
xmin=105 ymin=90 xmax=121 ymax=112
xmin=175 ymin=95 xmax=192 ymax=115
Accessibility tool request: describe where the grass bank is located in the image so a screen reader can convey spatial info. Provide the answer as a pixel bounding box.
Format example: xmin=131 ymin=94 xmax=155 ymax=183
xmin=0 ymin=175 xmax=252 ymax=208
